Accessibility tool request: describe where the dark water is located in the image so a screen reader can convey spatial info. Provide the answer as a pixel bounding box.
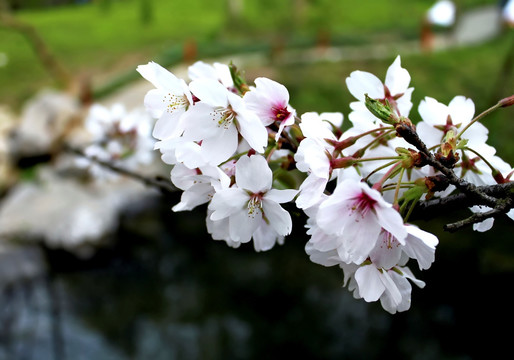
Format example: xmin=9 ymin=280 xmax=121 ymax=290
xmin=1 ymin=195 xmax=513 ymax=360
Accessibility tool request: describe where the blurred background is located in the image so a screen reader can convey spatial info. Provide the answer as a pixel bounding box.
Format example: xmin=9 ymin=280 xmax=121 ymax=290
xmin=0 ymin=0 xmax=513 ymax=359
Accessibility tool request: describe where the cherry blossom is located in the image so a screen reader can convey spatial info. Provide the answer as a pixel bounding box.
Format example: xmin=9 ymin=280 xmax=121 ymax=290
xmin=77 ymin=103 xmax=154 ymax=179
xmin=244 ymin=77 xmax=296 ymax=140
xmin=137 ymin=62 xmax=194 ymax=140
xmin=315 ymin=178 xmax=407 ymax=264
xmin=208 ymin=155 xmax=297 ymax=249
xmin=170 ymin=163 xmax=231 ymax=212
xmin=346 ymin=55 xmax=414 ymax=123
xmin=188 ymin=61 xmax=235 ymax=91
xmin=182 ymin=78 xmax=268 ymax=165
xmin=294 ymin=112 xmax=345 ymax=209
xmin=127 ymin=58 xmax=514 ymax=314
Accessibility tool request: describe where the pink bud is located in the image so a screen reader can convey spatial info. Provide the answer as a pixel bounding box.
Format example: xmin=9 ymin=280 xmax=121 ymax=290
xmin=499 ymin=95 xmax=514 ymax=108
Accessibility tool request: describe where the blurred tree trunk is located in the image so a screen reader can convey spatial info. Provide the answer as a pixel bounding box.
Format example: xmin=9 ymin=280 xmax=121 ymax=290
xmin=225 ymin=0 xmax=243 ymax=31
xmin=0 ymin=0 xmax=71 ymax=88
xmin=140 ymin=0 xmax=153 ymax=26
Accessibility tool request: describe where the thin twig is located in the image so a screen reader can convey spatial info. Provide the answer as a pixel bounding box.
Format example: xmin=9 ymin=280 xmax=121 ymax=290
xmin=395 ymin=122 xmax=500 ymax=208
xmin=443 ymin=197 xmax=513 ymax=232
xmin=65 ymin=145 xmax=178 ymax=194
xmin=410 ymin=182 xmax=514 ymax=221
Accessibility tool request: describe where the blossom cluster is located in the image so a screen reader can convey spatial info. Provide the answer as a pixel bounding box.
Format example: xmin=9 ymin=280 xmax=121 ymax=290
xmin=76 ymin=103 xmax=155 ymax=180
xmin=135 ymin=57 xmax=513 ymax=314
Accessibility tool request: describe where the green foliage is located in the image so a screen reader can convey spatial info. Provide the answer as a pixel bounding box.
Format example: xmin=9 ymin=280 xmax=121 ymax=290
xmin=274 ymin=33 xmax=514 ymax=164
xmin=0 ymin=0 xmax=495 ymax=108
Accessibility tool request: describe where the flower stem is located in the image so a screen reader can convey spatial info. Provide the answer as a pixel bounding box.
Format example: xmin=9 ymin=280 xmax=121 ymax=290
xmin=457 ymin=101 xmax=502 ymax=140
xmin=352 ymin=128 xmax=396 ymax=157
xmin=363 ymin=160 xmax=400 ymax=183
xmin=356 ymin=156 xmax=402 ymax=162
xmin=371 ymin=162 xmax=402 ymax=191
xmin=393 ymin=167 xmax=406 ymax=206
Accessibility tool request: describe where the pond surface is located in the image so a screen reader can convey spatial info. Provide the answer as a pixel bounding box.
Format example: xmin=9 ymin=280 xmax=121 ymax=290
xmin=0 ymin=197 xmax=512 ymax=360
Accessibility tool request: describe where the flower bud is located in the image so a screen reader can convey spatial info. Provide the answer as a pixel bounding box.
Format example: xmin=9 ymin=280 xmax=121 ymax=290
xmin=499 ymin=94 xmax=514 ymax=108
xmin=364 ymin=94 xmax=399 ymax=125
xmin=229 ymin=62 xmax=250 ymax=95
xmin=330 ymin=156 xmax=357 ymax=169
xmin=396 ymin=147 xmax=427 ymax=168
xmin=441 ymin=129 xmax=457 ymax=157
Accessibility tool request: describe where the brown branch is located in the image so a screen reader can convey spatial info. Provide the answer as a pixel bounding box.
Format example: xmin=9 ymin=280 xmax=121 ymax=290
xmin=64 ymin=145 xmax=178 ymax=195
xmin=410 ymin=182 xmax=514 ymax=221
xmin=395 ymin=121 xmax=501 ymax=209
xmin=443 ymin=197 xmax=513 ymax=232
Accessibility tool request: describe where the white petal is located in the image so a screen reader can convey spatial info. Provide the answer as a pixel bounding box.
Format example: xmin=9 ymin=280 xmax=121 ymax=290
xmin=340 ymin=212 xmax=382 ymax=264
xmin=346 ymin=71 xmax=384 ymax=101
xmin=253 ymin=222 xmax=281 ymax=252
xmin=233 ymin=106 xmax=268 ymax=152
xmin=254 ymin=77 xmax=290 ymax=102
xmin=262 ymin=199 xmax=293 ymax=236
xmin=236 ymin=155 xmax=272 ymax=193
xmin=265 ymin=189 xmax=298 ymax=204
xmin=375 ymin=206 xmax=407 ymax=244
xmin=385 ymin=56 xmax=411 ymax=96
xmin=418 ymin=97 xmax=448 ymax=126
xmin=380 ymin=271 xmax=412 ymax=314
xmin=295 ymin=175 xmax=328 ymax=210
xmin=137 ymin=62 xmax=182 ymax=91
xmin=448 ymin=96 xmax=475 ymax=126
xmin=201 ymin=125 xmax=239 ymax=166
xmin=189 ymin=78 xmax=229 ymax=107
xmin=209 ymin=188 xmax=248 ymax=221
xmin=229 ymin=210 xmax=260 ymax=243
xmin=355 ymin=265 xmax=385 ymax=302
xmin=305 ymin=241 xmax=341 ymax=267
xmin=473 ymin=218 xmax=494 ymax=232
xmin=369 ymin=231 xmax=403 ymax=269
xmin=152 ymin=109 xmax=185 ymax=140
xmin=172 ymin=183 xmax=213 ymax=212
xmin=380 ymin=270 xmax=403 ymax=307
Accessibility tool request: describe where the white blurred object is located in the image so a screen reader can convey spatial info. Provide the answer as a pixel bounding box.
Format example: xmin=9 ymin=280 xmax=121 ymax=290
xmin=76 ymin=103 xmax=156 ymax=181
xmin=426 ymin=0 xmax=456 ymax=27
xmin=503 ymin=0 xmax=514 ymax=25
xmin=9 ymin=89 xmax=81 ymax=157
xmin=0 ymin=169 xmax=158 ymax=258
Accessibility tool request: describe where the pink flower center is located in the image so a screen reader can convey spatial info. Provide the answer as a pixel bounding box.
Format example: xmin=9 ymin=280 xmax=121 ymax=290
xmin=350 ymin=191 xmax=377 ymax=217
xmin=272 ymin=105 xmax=291 ymax=122
xmin=247 ymin=193 xmax=264 ymax=218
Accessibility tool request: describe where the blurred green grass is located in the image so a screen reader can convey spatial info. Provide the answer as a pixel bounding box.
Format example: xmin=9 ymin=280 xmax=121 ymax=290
xmin=276 ymin=32 xmax=514 ymax=164
xmin=0 ymin=0 xmax=495 ymax=108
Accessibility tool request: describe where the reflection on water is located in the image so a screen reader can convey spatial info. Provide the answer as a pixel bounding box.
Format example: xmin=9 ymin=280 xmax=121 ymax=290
xmin=1 ymin=197 xmax=513 ymax=359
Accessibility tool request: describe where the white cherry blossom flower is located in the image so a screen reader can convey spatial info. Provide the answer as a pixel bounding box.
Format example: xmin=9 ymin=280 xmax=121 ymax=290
xmin=417 ymin=95 xmax=487 ymax=149
xmin=188 ymin=61 xmax=235 ymax=91
xmin=294 ymin=112 xmax=345 ymax=209
xmin=342 ymin=261 xmax=425 ymax=314
xmin=346 ymin=55 xmax=414 ymax=121
xmin=182 ymin=78 xmax=268 ymax=165
xmin=316 ymin=178 xmax=407 ymax=264
xmin=244 ymin=77 xmax=296 ymax=141
xmin=170 ymin=163 xmax=231 ymax=212
xmin=77 ymin=104 xmax=155 ymax=179
xmin=137 ymin=61 xmax=194 ymax=140
xmin=154 ymin=136 xmax=207 ymax=169
xmin=208 ymin=155 xmax=297 ymax=248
